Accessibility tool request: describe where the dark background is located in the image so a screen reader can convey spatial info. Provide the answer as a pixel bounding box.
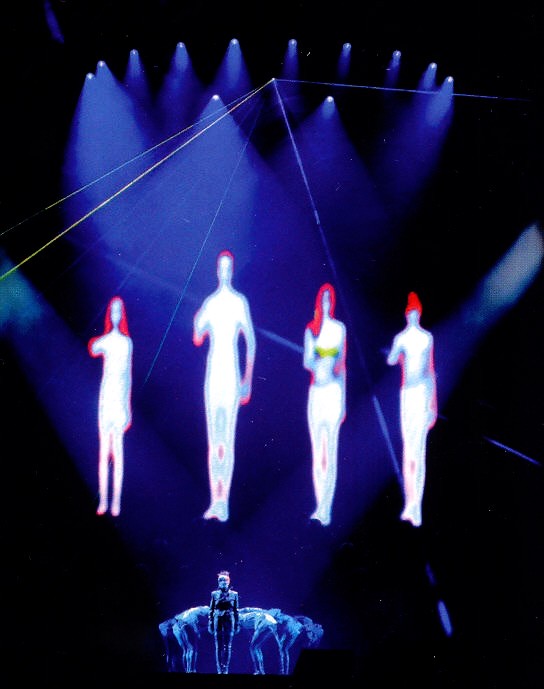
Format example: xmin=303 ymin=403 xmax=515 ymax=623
xmin=2 ymin=2 xmax=542 ymax=688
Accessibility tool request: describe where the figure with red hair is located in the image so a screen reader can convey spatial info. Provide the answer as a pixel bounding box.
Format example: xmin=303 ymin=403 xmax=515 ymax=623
xmin=303 ymin=283 xmax=346 ymax=526
xmin=88 ymin=296 xmax=133 ymax=517
xmin=387 ymin=291 xmax=437 ymax=527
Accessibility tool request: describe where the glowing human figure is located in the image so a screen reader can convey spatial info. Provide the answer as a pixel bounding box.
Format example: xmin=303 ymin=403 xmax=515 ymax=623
xmin=193 ymin=250 xmax=256 ymax=522
xmin=88 ymin=296 xmax=132 ymax=517
xmin=208 ymin=570 xmax=240 ymax=674
xmin=387 ymin=291 xmax=437 ymax=527
xmin=303 ymin=283 xmax=347 ymax=526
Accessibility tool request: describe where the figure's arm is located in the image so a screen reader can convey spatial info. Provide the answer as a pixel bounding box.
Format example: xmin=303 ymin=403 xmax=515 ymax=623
xmin=124 ymin=338 xmax=133 ymax=430
xmin=233 ymin=592 xmax=240 ymax=632
xmin=239 ymin=299 xmax=256 ymax=405
xmin=193 ymin=304 xmax=208 ymax=347
xmin=386 ymin=333 xmax=402 ymax=366
xmin=427 ymin=337 xmax=438 ymax=427
xmin=208 ymin=594 xmax=215 ymax=634
xmin=88 ymin=335 xmax=104 ymax=358
xmin=333 ymin=323 xmax=347 ymax=378
xmin=303 ymin=328 xmax=316 ymax=375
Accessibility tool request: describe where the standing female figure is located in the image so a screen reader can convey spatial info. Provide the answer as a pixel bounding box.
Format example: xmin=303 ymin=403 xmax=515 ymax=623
xmin=89 ymin=296 xmax=133 ymax=517
xmin=303 ymin=283 xmax=346 ymax=526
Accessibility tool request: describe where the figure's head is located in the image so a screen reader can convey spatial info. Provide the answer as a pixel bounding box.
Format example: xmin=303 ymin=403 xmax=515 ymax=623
xmin=217 ymin=250 xmax=234 ymax=284
xmin=110 ymin=297 xmax=123 ymax=325
xmin=317 ymin=283 xmax=335 ymax=317
xmin=309 ymin=282 xmax=336 ymax=335
xmin=217 ymin=570 xmax=231 ymax=590
xmin=404 ymin=291 xmax=422 ymax=323
xmin=307 ymin=622 xmax=324 ymax=646
xmin=105 ymin=296 xmax=129 ymax=335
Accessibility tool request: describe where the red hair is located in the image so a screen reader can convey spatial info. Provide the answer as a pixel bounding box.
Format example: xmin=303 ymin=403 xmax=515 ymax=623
xmin=405 ymin=291 xmax=422 ymax=316
xmin=308 ymin=283 xmax=336 ymax=336
xmin=103 ymin=296 xmax=130 ymax=336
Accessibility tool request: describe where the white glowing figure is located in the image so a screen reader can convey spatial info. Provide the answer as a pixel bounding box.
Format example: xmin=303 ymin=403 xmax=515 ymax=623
xmin=193 ymin=251 xmax=256 ymax=522
xmin=387 ymin=291 xmax=437 ymax=527
xmin=88 ymin=296 xmax=133 ymax=517
xmin=303 ymin=283 xmax=346 ymax=526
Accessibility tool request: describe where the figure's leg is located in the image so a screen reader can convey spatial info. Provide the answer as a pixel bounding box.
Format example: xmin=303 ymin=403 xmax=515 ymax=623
xmin=399 ymin=389 xmax=413 ymax=522
xmin=110 ymin=428 xmax=124 ymax=517
xmin=255 ymin=647 xmax=265 ymax=674
xmin=173 ymin=624 xmax=191 ymax=673
xmin=250 ymin=629 xmax=269 ymax=674
xmin=412 ymin=427 xmax=428 ymax=527
xmin=308 ymin=390 xmax=323 ymax=518
xmin=249 ymin=636 xmax=260 ymax=674
xmin=204 ymin=402 xmax=237 ymax=522
xmin=400 ymin=389 xmax=425 ymax=526
xmin=96 ymin=427 xmax=112 ymax=515
xmin=214 ymin=629 xmax=222 ymax=674
xmin=314 ymin=421 xmax=340 ymax=526
xmin=158 ymin=622 xmax=172 ymax=671
xmin=222 ymin=626 xmax=235 ymax=674
xmin=283 ymin=638 xmax=296 ymax=676
xmin=310 ymin=423 xmax=329 ymax=523
xmin=216 ymin=618 xmax=235 ymax=673
xmin=276 ymin=634 xmax=285 ymax=675
xmin=190 ymin=644 xmax=198 ymax=673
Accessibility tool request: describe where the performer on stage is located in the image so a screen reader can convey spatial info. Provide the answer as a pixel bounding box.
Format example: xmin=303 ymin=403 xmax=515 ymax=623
xmin=208 ymin=570 xmax=240 ymax=674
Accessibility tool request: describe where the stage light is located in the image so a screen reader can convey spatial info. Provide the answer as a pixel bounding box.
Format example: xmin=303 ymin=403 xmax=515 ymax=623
xmin=206 ymin=38 xmax=252 ymax=105
xmin=282 ymin=39 xmax=299 ymax=80
xmin=337 ymin=42 xmax=352 ymax=81
xmin=385 ymin=50 xmax=402 ymax=88
xmin=426 ymin=75 xmax=455 ymax=125
xmin=419 ymin=62 xmax=438 ymax=91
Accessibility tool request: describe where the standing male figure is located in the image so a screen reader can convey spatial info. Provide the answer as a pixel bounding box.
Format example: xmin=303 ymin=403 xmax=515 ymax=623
xmin=193 ymin=250 xmax=256 ymax=522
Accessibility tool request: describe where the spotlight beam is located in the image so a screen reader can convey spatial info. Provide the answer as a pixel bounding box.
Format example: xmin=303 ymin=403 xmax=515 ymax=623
xmin=0 ymin=81 xmax=274 ymax=283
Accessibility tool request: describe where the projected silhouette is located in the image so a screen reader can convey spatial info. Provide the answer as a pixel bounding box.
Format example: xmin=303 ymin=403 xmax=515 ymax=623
xmin=387 ymin=291 xmax=437 ymax=527
xmin=88 ymin=296 xmax=133 ymax=517
xmin=193 ymin=250 xmax=256 ymax=522
xmin=208 ymin=570 xmax=240 ymax=674
xmin=303 ymin=283 xmax=347 ymax=525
